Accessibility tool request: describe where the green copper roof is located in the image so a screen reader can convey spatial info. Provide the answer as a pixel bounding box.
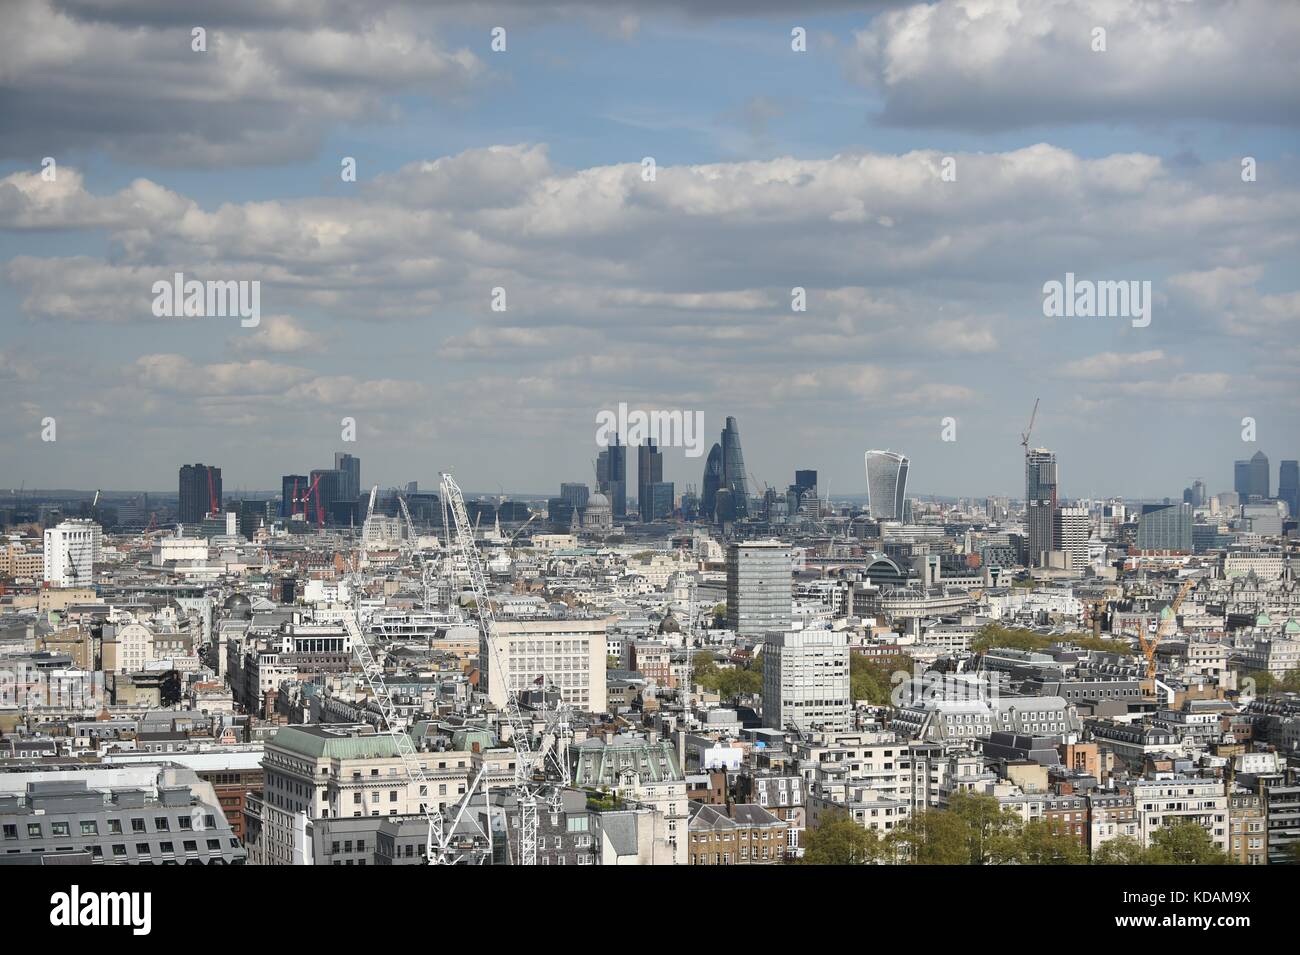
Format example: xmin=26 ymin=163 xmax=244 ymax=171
xmin=271 ymin=726 xmax=400 ymax=761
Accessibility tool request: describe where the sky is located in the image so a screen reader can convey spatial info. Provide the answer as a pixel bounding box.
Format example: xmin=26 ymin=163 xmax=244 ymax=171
xmin=1 ymin=0 xmax=1298 ymax=501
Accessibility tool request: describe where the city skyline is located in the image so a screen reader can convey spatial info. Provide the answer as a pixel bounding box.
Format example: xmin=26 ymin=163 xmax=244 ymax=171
xmin=1 ymin=1 xmax=1297 ymax=498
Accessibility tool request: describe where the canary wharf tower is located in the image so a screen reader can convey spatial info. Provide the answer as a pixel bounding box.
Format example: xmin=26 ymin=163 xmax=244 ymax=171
xmin=865 ymin=449 xmax=909 ymax=521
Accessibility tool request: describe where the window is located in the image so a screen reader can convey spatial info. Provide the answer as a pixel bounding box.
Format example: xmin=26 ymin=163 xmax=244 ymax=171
xmin=2 ymin=825 xmax=15 ymax=840
xmin=183 ymin=840 xmax=197 ymax=853
xmin=51 ymin=822 xmax=71 ymax=837
xmin=79 ymin=820 xmax=98 ymax=836
xmin=160 ymin=841 xmax=174 ymax=853
xmin=131 ymin=818 xmax=146 ymax=833
xmin=155 ymin=818 xmax=170 ymax=832
xmin=207 ymin=839 xmax=221 ymax=851
xmin=107 ymin=819 xmax=122 ymax=834
xmin=137 ymin=843 xmax=151 ymax=854
xmin=179 ymin=816 xmax=192 ymax=830
xmin=27 ymin=823 xmax=41 ymax=838
xmin=112 ymin=844 xmax=127 ymax=857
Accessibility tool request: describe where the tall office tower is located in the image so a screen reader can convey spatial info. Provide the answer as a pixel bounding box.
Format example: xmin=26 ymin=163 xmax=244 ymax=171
xmin=1191 ymin=479 xmax=1207 ymax=508
xmin=1234 ymin=450 xmax=1270 ymax=501
xmin=560 ymin=482 xmax=589 ymax=512
xmin=795 ymin=469 xmax=818 ymax=497
xmin=647 ymin=481 xmax=675 ymax=521
xmin=1024 ymin=448 xmax=1058 ymax=568
xmin=43 ymin=519 xmax=98 ymax=587
xmin=726 ymin=540 xmax=792 ymax=638
xmin=1053 ymin=506 xmax=1090 ymax=571
xmin=701 ymin=443 xmax=723 ymax=521
xmin=309 ymin=468 xmax=343 ymax=523
xmin=333 ymin=452 xmax=361 ymax=502
xmin=762 ymin=628 xmax=851 ymax=733
xmin=597 ymin=434 xmax=627 ymax=518
xmin=1135 ymin=503 xmax=1193 ymax=554
xmin=720 ymin=416 xmax=750 ymax=518
xmin=864 ymin=449 xmax=909 ymax=521
xmin=280 ymin=474 xmax=308 ymax=518
xmin=637 ymin=439 xmax=664 ymax=522
xmin=179 ymin=463 xmax=221 ymax=524
xmin=1280 ymin=461 xmax=1298 ymax=519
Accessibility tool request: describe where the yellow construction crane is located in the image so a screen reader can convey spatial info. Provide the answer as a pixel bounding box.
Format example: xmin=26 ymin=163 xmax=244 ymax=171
xmin=1137 ymin=578 xmax=1196 ymax=688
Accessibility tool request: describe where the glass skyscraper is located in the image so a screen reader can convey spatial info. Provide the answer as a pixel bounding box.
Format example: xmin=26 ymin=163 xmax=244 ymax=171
xmin=637 ymin=440 xmax=663 ymax=523
xmin=1234 ymin=450 xmax=1269 ymax=501
xmin=1024 ymin=448 xmax=1058 ymax=567
xmin=1135 ymin=503 xmax=1193 ymax=553
xmin=1280 ymin=460 xmax=1298 ymax=519
xmin=699 ymin=416 xmax=750 ymax=523
xmin=864 ymin=449 xmax=909 ymax=521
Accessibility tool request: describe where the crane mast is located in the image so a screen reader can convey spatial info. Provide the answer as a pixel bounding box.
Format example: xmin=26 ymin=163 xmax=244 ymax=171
xmin=439 ymin=472 xmax=540 ymax=865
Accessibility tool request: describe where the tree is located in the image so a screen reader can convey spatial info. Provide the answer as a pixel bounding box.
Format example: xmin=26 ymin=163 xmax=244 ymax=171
xmin=802 ymin=810 xmax=881 ymax=865
xmin=1093 ymin=835 xmax=1147 ymax=865
xmin=887 ymin=809 xmax=970 ymax=865
xmin=1146 ymin=821 xmax=1231 ymax=865
xmin=971 ymin=624 xmax=1052 ymax=654
xmin=1011 ymin=819 xmax=1089 ymax=865
xmin=948 ymin=791 xmax=1022 ymax=865
xmin=850 ymin=652 xmax=909 ymax=706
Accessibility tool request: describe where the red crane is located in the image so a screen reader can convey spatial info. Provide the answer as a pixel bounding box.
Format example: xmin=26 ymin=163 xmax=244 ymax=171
xmin=206 ymin=467 xmax=219 ymax=517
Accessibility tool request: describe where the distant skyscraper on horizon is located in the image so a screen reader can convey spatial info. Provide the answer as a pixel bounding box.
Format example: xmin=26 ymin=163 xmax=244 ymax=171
xmin=597 ymin=433 xmax=627 ymax=518
xmin=701 ymin=444 xmax=723 ymax=521
xmin=334 ymin=451 xmax=361 ymax=502
xmin=720 ymin=416 xmax=749 ymax=519
xmin=864 ymin=450 xmax=909 ymax=521
xmin=1234 ymin=450 xmax=1269 ymax=502
xmin=1024 ymin=448 xmax=1058 ymax=567
xmin=637 ymin=439 xmax=663 ymax=522
xmin=699 ymin=416 xmax=750 ymax=523
xmin=179 ymin=463 xmax=221 ymax=524
xmin=1280 ymin=460 xmax=1298 ymax=519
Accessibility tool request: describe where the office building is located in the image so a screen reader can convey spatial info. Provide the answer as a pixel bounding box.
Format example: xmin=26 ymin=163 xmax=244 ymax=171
xmin=309 ymin=469 xmax=344 ymax=524
xmin=1025 ymin=449 xmax=1058 ymax=567
xmin=1234 ymin=450 xmax=1269 ymax=502
xmin=1135 ymin=503 xmax=1193 ymax=554
xmin=701 ymin=443 xmax=723 ymax=522
xmin=865 ymin=449 xmax=909 ymax=521
xmin=481 ymin=617 xmax=610 ymax=712
xmin=761 ymin=628 xmax=851 ymax=733
xmin=720 ymin=417 xmax=750 ymax=519
xmin=1053 ymin=506 xmax=1090 ymax=571
xmin=1280 ymin=460 xmax=1298 ymax=519
xmin=43 ymin=518 xmax=99 ymax=587
xmin=334 ymin=452 xmax=361 ymax=502
xmin=647 ymin=481 xmax=675 ymax=522
xmin=0 ymin=769 xmax=246 ymax=866
xmin=637 ymin=440 xmax=664 ymax=522
xmin=281 ymin=474 xmax=308 ymax=518
xmin=560 ymin=482 xmax=590 ymax=510
xmin=726 ymin=541 xmax=792 ymax=638
xmin=597 ymin=434 xmax=627 ymax=519
xmin=179 ymin=463 xmax=221 ymax=524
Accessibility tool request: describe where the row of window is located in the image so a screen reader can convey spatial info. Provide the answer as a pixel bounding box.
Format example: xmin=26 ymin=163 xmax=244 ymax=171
xmin=5 ymin=814 xmax=216 ymax=840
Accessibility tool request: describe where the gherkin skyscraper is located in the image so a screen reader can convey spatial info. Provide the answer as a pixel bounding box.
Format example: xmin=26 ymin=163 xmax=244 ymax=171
xmin=721 ymin=416 xmax=749 ymax=519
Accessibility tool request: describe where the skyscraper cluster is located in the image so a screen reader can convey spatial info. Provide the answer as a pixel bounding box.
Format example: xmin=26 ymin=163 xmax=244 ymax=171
xmin=701 ymin=416 xmax=750 ymax=524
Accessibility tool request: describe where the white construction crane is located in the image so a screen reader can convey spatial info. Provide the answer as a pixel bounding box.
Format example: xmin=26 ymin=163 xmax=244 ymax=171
xmin=398 ymin=493 xmax=417 ymax=544
xmin=440 ymin=471 xmax=547 ymax=865
xmin=344 ymin=604 xmax=491 ymax=864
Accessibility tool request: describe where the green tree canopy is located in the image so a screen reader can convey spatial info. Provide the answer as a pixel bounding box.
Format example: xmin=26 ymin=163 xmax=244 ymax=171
xmin=1145 ymin=821 xmax=1231 ymax=865
xmin=802 ymin=810 xmax=882 ymax=865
